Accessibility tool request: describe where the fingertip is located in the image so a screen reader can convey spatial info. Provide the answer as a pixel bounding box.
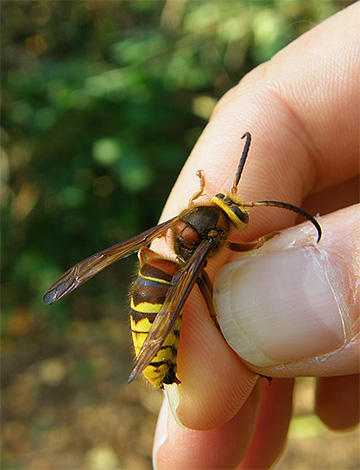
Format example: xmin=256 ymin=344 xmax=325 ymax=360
xmin=153 ymin=395 xmax=171 ymax=470
xmin=315 ymin=375 xmax=360 ymax=430
xmin=154 ymin=380 xmax=265 ymax=470
xmin=172 ymin=294 xmax=258 ymax=430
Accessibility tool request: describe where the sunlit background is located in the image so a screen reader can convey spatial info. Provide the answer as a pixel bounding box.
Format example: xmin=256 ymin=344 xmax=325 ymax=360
xmin=2 ymin=1 xmax=358 ymax=469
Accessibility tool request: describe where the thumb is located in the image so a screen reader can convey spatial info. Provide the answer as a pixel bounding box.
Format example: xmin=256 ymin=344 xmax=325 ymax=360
xmin=214 ymin=204 xmax=359 ymax=378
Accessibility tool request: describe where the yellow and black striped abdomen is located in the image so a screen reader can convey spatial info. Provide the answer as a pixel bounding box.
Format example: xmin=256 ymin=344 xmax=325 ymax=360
xmin=130 ymin=247 xmax=182 ymax=388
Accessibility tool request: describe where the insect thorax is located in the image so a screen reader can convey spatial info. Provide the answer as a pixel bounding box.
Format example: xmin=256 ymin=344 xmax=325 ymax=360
xmin=173 ymin=205 xmax=231 ymax=262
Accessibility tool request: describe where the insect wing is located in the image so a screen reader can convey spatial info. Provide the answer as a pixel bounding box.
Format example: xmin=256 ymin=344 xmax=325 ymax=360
xmin=128 ymin=238 xmax=215 ymax=384
xmin=43 ymin=216 xmax=178 ymax=305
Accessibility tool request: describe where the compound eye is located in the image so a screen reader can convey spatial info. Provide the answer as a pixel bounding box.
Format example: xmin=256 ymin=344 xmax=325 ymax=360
xmin=231 ymin=206 xmax=248 ymax=224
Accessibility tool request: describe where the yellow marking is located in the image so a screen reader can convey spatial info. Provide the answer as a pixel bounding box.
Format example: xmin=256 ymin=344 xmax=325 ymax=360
xmin=154 ymin=346 xmax=177 ymax=362
xmin=132 ymin=336 xmax=179 ymax=387
xmin=130 ymin=310 xmax=183 ymax=387
xmin=143 ymin=363 xmax=174 ymax=388
xmin=131 ymin=325 xmax=178 ymax=358
xmin=211 ymin=195 xmax=247 ymax=229
xmin=165 ymin=332 xmax=180 ymax=346
xmin=131 ymin=316 xmax=152 ymax=332
xmin=132 ymin=330 xmax=180 ymax=356
xmin=140 ymin=273 xmax=171 ymax=284
xmin=131 ymin=332 xmax=149 ymax=345
xmin=130 ymin=298 xmax=162 ymax=313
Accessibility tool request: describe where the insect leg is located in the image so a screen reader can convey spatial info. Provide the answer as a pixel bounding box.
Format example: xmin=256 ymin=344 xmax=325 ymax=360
xmin=197 ymin=269 xmax=220 ymax=330
xmin=189 ymin=170 xmax=206 ymax=203
xmin=227 ymin=232 xmax=280 ymax=252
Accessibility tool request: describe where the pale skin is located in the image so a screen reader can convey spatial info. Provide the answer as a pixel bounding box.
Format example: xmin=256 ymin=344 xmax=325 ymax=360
xmin=152 ymin=4 xmax=359 ymax=469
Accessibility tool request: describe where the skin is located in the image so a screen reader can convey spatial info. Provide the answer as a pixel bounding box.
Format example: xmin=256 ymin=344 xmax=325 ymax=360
xmin=152 ymin=4 xmax=359 ymax=469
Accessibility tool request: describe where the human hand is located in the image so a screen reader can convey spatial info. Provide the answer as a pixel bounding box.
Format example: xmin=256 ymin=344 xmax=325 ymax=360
xmin=152 ymin=4 xmax=359 ymax=469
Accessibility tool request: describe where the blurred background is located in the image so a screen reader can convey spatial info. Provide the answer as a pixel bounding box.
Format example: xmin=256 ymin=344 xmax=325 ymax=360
xmin=1 ymin=1 xmax=358 ymax=469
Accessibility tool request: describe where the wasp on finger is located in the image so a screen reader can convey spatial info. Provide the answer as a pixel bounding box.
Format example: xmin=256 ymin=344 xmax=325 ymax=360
xmin=43 ymin=132 xmax=322 ymax=388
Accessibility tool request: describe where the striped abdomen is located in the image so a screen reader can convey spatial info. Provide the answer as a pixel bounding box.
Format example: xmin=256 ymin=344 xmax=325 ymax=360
xmin=130 ymin=247 xmax=182 ymax=388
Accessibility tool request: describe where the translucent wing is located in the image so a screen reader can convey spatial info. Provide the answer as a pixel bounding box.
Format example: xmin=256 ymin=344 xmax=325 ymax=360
xmin=127 ymin=238 xmax=216 ymax=384
xmin=43 ymin=216 xmax=178 ymax=305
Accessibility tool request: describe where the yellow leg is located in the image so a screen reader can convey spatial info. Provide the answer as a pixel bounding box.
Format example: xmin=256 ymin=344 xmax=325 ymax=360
xmin=189 ymin=170 xmax=205 ymax=203
xmin=227 ymin=232 xmax=280 ymax=252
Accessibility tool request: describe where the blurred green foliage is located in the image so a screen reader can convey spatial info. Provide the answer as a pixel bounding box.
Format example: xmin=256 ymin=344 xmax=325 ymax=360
xmin=1 ymin=0 xmax=350 ymax=324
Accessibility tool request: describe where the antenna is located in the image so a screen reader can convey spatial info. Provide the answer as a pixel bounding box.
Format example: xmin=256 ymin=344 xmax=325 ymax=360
xmin=234 ymin=131 xmax=322 ymax=243
xmin=231 ymin=132 xmax=251 ymax=194
xmin=244 ymin=200 xmax=322 ymax=243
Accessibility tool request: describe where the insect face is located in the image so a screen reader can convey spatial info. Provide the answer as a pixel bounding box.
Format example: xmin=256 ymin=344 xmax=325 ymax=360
xmin=212 ymin=193 xmax=249 ymax=228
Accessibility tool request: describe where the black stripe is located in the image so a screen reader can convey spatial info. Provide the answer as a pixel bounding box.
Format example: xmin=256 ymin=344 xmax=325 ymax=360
xmin=140 ymin=265 xmax=173 ymax=283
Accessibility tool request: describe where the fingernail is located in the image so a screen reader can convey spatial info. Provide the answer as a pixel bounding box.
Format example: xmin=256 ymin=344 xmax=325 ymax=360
xmin=214 ymin=247 xmax=345 ymax=366
xmin=153 ymin=390 xmax=186 ymax=470
xmin=164 ymin=383 xmax=186 ymax=428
